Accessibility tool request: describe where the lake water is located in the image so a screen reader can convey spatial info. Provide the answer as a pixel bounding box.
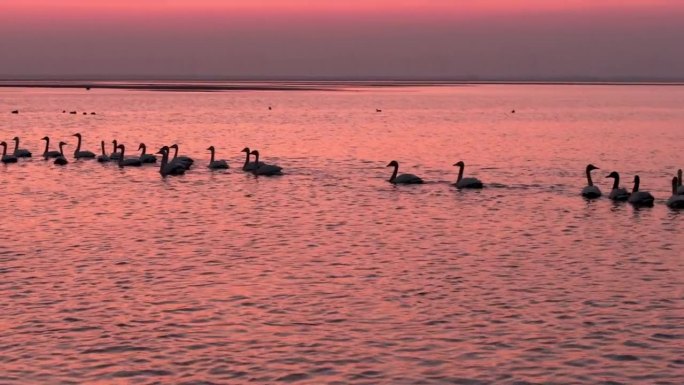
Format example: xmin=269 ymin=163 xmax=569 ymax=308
xmin=1 ymin=84 xmax=683 ymax=384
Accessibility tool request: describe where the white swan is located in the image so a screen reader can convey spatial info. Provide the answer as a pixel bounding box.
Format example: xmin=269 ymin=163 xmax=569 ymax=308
xmin=169 ymin=144 xmax=194 ymax=169
xmin=453 ymin=161 xmax=483 ymax=189
xmin=12 ymin=137 xmax=32 ymax=157
xmin=666 ymin=176 xmax=684 ymax=209
xmin=677 ymin=169 xmax=684 ymax=195
xmin=605 ymin=171 xmax=630 ymax=201
xmin=628 ymin=175 xmax=654 ymax=207
xmin=0 ymin=141 xmax=18 ymax=163
xmin=386 ymin=160 xmax=423 ymax=184
xmin=581 ymin=164 xmax=602 ymax=198
xmin=97 ymin=140 xmax=111 ymax=162
xmin=116 ymin=144 xmax=142 ymax=167
xmin=250 ymin=150 xmax=283 ymax=176
xmin=137 ymin=143 xmax=157 ymax=163
xmin=54 ymin=142 xmax=68 ymax=165
xmin=41 ymin=136 xmax=62 ymax=158
xmin=241 ymin=147 xmax=265 ymax=171
xmin=156 ymin=146 xmax=186 ymax=176
xmin=207 ymin=146 xmax=229 ymax=169
xmin=109 ymin=140 xmax=122 ymax=160
xmin=72 ymin=133 xmax=96 ymax=159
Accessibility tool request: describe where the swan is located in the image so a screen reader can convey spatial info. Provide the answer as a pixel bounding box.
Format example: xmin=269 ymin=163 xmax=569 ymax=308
xmin=605 ymin=171 xmax=630 ymax=201
xmin=72 ymin=133 xmax=96 ymax=159
xmin=386 ymin=160 xmax=423 ymax=184
xmin=156 ymin=146 xmax=186 ymax=176
xmin=677 ymin=169 xmax=684 ymax=195
xmin=109 ymin=140 xmax=122 ymax=160
xmin=137 ymin=143 xmax=157 ymax=163
xmin=54 ymin=142 xmax=68 ymax=165
xmin=453 ymin=161 xmax=483 ymax=189
xmin=627 ymin=175 xmax=654 ymax=207
xmin=250 ymin=150 xmax=283 ymax=176
xmin=207 ymin=146 xmax=229 ymax=169
xmin=581 ymin=164 xmax=602 ymax=198
xmin=169 ymin=144 xmax=194 ymax=169
xmin=241 ymin=147 xmax=265 ymax=171
xmin=116 ymin=144 xmax=142 ymax=167
xmin=41 ymin=136 xmax=62 ymax=158
xmin=666 ymin=176 xmax=684 ymax=209
xmin=0 ymin=141 xmax=18 ymax=163
xmin=12 ymin=137 xmax=32 ymax=157
xmin=97 ymin=140 xmax=111 ymax=162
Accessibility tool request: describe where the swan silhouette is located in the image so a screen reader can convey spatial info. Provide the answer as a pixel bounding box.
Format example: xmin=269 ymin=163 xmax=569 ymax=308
xmin=241 ymin=147 xmax=265 ymax=171
xmin=666 ymin=176 xmax=684 ymax=209
xmin=386 ymin=160 xmax=423 ymax=184
xmin=207 ymin=146 xmax=229 ymax=169
xmin=627 ymin=175 xmax=654 ymax=207
xmin=137 ymin=143 xmax=157 ymax=163
xmin=109 ymin=140 xmax=122 ymax=160
xmin=54 ymin=142 xmax=68 ymax=165
xmin=250 ymin=150 xmax=283 ymax=176
xmin=97 ymin=140 xmax=110 ymax=162
xmin=117 ymin=144 xmax=142 ymax=167
xmin=169 ymin=144 xmax=194 ymax=169
xmin=677 ymin=169 xmax=684 ymax=195
xmin=72 ymin=133 xmax=96 ymax=159
xmin=605 ymin=171 xmax=629 ymax=201
xmin=581 ymin=164 xmax=602 ymax=198
xmin=0 ymin=141 xmax=18 ymax=163
xmin=453 ymin=161 xmax=483 ymax=189
xmin=12 ymin=137 xmax=32 ymax=157
xmin=41 ymin=136 xmax=62 ymax=158
xmin=156 ymin=146 xmax=186 ymax=176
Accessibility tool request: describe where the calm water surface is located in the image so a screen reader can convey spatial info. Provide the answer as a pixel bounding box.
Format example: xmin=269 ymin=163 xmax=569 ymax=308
xmin=1 ymin=85 xmax=683 ymax=384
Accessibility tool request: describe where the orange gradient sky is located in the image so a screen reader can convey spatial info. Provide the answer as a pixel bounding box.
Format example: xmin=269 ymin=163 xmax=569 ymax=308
xmin=1 ymin=0 xmax=683 ymax=79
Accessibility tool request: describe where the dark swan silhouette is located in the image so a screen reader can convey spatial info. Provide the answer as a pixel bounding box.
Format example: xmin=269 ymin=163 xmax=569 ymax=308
xmin=386 ymin=160 xmax=423 ymax=184
xmin=581 ymin=164 xmax=601 ymax=198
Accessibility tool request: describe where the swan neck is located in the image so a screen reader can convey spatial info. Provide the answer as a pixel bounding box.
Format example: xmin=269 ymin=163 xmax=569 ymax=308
xmin=253 ymin=152 xmax=260 ymax=165
xmin=100 ymin=141 xmax=106 ymax=155
xmin=160 ymin=150 xmax=168 ymax=170
xmin=632 ymin=177 xmax=640 ymax=193
xmin=1 ymin=143 xmax=6 ymax=156
xmin=140 ymin=144 xmax=146 ymax=156
xmin=586 ymin=168 xmax=593 ymax=186
xmin=389 ymin=164 xmax=398 ymax=182
xmin=13 ymin=137 xmax=19 ymax=151
xmin=75 ymin=135 xmax=82 ymax=153
xmin=243 ymin=151 xmax=250 ymax=169
xmin=210 ymin=148 xmax=215 ymax=163
xmin=173 ymin=146 xmax=179 ymax=159
xmin=672 ymin=178 xmax=678 ymax=195
xmin=678 ymin=170 xmax=683 ymax=187
xmin=43 ymin=138 xmax=50 ymax=154
xmin=457 ymin=164 xmax=465 ymax=183
xmin=59 ymin=143 xmax=64 ymax=156
xmin=612 ymin=175 xmax=619 ymax=190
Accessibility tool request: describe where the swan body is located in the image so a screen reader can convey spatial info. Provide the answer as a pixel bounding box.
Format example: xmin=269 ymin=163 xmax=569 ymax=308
xmin=627 ymin=175 xmax=654 ymax=207
xmin=12 ymin=137 xmax=32 ymax=157
xmin=157 ymin=146 xmax=186 ymax=176
xmin=605 ymin=171 xmax=630 ymax=201
xmin=41 ymin=136 xmax=62 ymax=158
xmin=581 ymin=164 xmax=602 ymax=198
xmin=97 ymin=140 xmax=111 ymax=162
xmin=241 ymin=147 xmax=265 ymax=171
xmin=207 ymin=146 xmax=229 ymax=169
xmin=138 ymin=143 xmax=157 ymax=163
xmin=453 ymin=161 xmax=483 ymax=189
xmin=72 ymin=133 xmax=96 ymax=158
xmin=117 ymin=144 xmax=142 ymax=167
xmin=250 ymin=150 xmax=283 ymax=176
xmin=677 ymin=169 xmax=684 ymax=195
xmin=667 ymin=176 xmax=684 ymax=209
xmin=109 ymin=140 xmax=122 ymax=160
xmin=169 ymin=144 xmax=194 ymax=169
xmin=54 ymin=142 xmax=68 ymax=165
xmin=0 ymin=141 xmax=18 ymax=163
xmin=386 ymin=160 xmax=423 ymax=184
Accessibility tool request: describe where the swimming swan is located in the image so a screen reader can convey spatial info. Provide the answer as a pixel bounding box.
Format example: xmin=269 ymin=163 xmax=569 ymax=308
xmin=0 ymin=141 xmax=18 ymax=163
xmin=605 ymin=171 xmax=629 ymax=201
xmin=581 ymin=164 xmax=602 ymax=198
xmin=12 ymin=137 xmax=32 ymax=157
xmin=117 ymin=144 xmax=142 ymax=167
xmin=156 ymin=146 xmax=186 ymax=177
xmin=207 ymin=146 xmax=229 ymax=169
xmin=54 ymin=142 xmax=68 ymax=165
xmin=137 ymin=143 xmax=157 ymax=163
xmin=97 ymin=140 xmax=111 ymax=162
xmin=169 ymin=144 xmax=194 ymax=169
xmin=627 ymin=175 xmax=654 ymax=207
xmin=41 ymin=136 xmax=62 ymax=158
xmin=386 ymin=160 xmax=423 ymax=184
xmin=110 ymin=140 xmax=122 ymax=160
xmin=241 ymin=147 xmax=265 ymax=171
xmin=72 ymin=133 xmax=96 ymax=159
xmin=250 ymin=150 xmax=283 ymax=176
xmin=453 ymin=161 xmax=483 ymax=189
xmin=666 ymin=176 xmax=684 ymax=209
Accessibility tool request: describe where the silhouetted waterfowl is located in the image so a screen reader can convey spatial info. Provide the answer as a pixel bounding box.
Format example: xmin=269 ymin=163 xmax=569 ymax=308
xmin=97 ymin=140 xmax=110 ymax=162
xmin=90 ymin=112 xmax=96 ymax=115
xmin=54 ymin=142 xmax=68 ymax=165
xmin=62 ymin=110 xmax=66 ymax=113
xmin=169 ymin=144 xmax=194 ymax=169
xmin=12 ymin=137 xmax=32 ymax=157
xmin=41 ymin=136 xmax=62 ymax=158
xmin=207 ymin=146 xmax=229 ymax=169
xmin=453 ymin=161 xmax=483 ymax=189
xmin=117 ymin=144 xmax=142 ymax=167
xmin=677 ymin=169 xmax=684 ymax=195
xmin=628 ymin=175 xmax=654 ymax=207
xmin=11 ymin=110 xmax=18 ymax=114
xmin=376 ymin=109 xmax=382 ymax=112
xmin=250 ymin=150 xmax=283 ymax=176
xmin=386 ymin=160 xmax=423 ymax=184
xmin=72 ymin=133 xmax=96 ymax=159
xmin=156 ymin=146 xmax=186 ymax=177
xmin=605 ymin=171 xmax=629 ymax=201
xmin=667 ymin=176 xmax=684 ymax=209
xmin=82 ymin=112 xmax=87 ymax=115
xmin=241 ymin=147 xmax=265 ymax=171
xmin=0 ymin=141 xmax=18 ymax=163
xmin=137 ymin=143 xmax=157 ymax=163
xmin=110 ymin=140 xmax=122 ymax=160
xmin=581 ymin=164 xmax=601 ymax=198
xmin=69 ymin=111 xmax=77 ymax=114
xmin=268 ymin=106 xmax=272 ymax=110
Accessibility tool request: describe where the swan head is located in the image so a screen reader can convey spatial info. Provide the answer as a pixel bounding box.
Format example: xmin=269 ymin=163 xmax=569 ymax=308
xmin=112 ymin=139 xmax=118 ymax=145
xmin=386 ymin=160 xmax=398 ymax=168
xmin=633 ymin=175 xmax=640 ymax=184
xmin=73 ymin=133 xmax=82 ymax=138
xmin=241 ymin=147 xmax=250 ymax=153
xmin=12 ymin=136 xmax=19 ymax=141
xmin=138 ymin=143 xmax=146 ymax=150
xmin=453 ymin=161 xmax=465 ymax=167
xmin=0 ymin=141 xmax=6 ymax=147
xmin=41 ymin=136 xmax=49 ymax=141
xmin=586 ymin=164 xmax=599 ymax=172
xmin=250 ymin=150 xmax=259 ymax=156
xmin=156 ymin=146 xmax=169 ymax=155
xmin=170 ymin=144 xmax=179 ymax=150
xmin=207 ymin=146 xmax=215 ymax=151
xmin=58 ymin=141 xmax=67 ymax=146
xmin=605 ymin=171 xmax=619 ymax=179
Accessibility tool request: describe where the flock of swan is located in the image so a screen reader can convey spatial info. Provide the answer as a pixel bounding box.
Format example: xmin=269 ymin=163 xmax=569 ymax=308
xmin=2 ymin=134 xmax=684 ymax=209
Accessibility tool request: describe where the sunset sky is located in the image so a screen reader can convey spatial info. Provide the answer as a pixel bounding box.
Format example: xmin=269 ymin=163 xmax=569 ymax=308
xmin=1 ymin=0 xmax=683 ymax=79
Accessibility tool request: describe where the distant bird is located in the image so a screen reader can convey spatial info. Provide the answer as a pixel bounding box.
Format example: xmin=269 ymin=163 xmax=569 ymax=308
xmin=605 ymin=171 xmax=630 ymax=201
xmin=453 ymin=161 xmax=483 ymax=189
xmin=117 ymin=144 xmax=142 ymax=168
xmin=511 ymin=109 xmax=516 ymax=114
xmin=82 ymin=112 xmax=87 ymax=115
xmin=72 ymin=133 xmax=96 ymax=159
xmin=41 ymin=136 xmax=62 ymax=158
xmin=54 ymin=142 xmax=68 ymax=165
xmin=207 ymin=146 xmax=229 ymax=169
xmin=386 ymin=160 xmax=423 ymax=184
xmin=69 ymin=111 xmax=77 ymax=114
xmin=268 ymin=106 xmax=272 ymax=110
xmin=90 ymin=112 xmax=96 ymax=115
xmin=250 ymin=150 xmax=283 ymax=176
xmin=376 ymin=109 xmax=382 ymax=113
xmin=169 ymin=144 xmax=194 ymax=169
xmin=627 ymin=175 xmax=654 ymax=207
xmin=97 ymin=140 xmax=110 ymax=162
xmin=241 ymin=147 xmax=265 ymax=171
xmin=677 ymin=169 xmax=684 ymax=195
xmin=11 ymin=110 xmax=18 ymax=114
xmin=581 ymin=164 xmax=602 ymax=198
xmin=62 ymin=110 xmax=66 ymax=113
xmin=667 ymin=176 xmax=684 ymax=209
xmin=137 ymin=143 xmax=157 ymax=163
xmin=12 ymin=137 xmax=32 ymax=157
xmin=0 ymin=141 xmax=18 ymax=163
xmin=156 ymin=146 xmax=186 ymax=177
xmin=110 ymin=140 xmax=122 ymax=160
